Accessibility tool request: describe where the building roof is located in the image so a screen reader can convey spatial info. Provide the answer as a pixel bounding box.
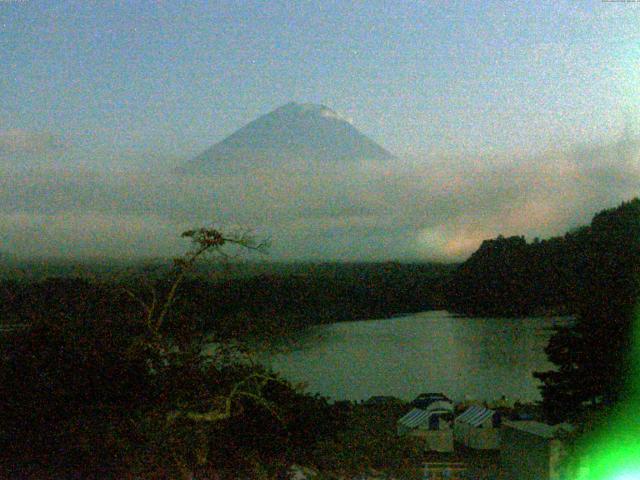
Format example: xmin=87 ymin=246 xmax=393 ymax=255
xmin=503 ymin=420 xmax=573 ymax=439
xmin=426 ymin=400 xmax=454 ymax=414
xmin=412 ymin=392 xmax=453 ymax=410
xmin=398 ymin=407 xmax=452 ymax=430
xmin=456 ymin=405 xmax=496 ymax=427
xmin=398 ymin=408 xmax=433 ymax=429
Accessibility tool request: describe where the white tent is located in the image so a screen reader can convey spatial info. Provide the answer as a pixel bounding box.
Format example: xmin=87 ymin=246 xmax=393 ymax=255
xmin=456 ymin=405 xmax=497 ymax=427
xmin=454 ymin=405 xmax=501 ymax=449
xmin=397 ymin=408 xmax=431 ymax=435
xmin=397 ymin=408 xmax=453 ymax=452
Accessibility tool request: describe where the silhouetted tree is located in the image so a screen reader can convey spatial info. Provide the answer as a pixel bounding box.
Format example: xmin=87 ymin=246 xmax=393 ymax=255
xmin=535 ymin=198 xmax=640 ymax=422
xmin=0 ymin=228 xmax=341 ymax=479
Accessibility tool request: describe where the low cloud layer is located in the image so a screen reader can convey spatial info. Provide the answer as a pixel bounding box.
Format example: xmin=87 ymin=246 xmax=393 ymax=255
xmin=1 ymin=137 xmax=638 ymax=262
xmin=0 ymin=130 xmax=67 ymax=157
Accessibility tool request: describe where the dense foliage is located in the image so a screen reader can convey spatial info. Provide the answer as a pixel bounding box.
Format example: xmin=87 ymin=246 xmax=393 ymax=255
xmin=311 ymin=402 xmax=425 ymax=478
xmin=447 ymin=197 xmax=640 ymax=422
xmin=0 ymin=230 xmax=347 ymax=478
xmin=0 ymin=228 xmax=453 ymax=478
xmin=534 ymin=198 xmax=640 ymax=423
xmin=446 ymin=231 xmax=587 ymax=317
xmin=1 ymin=262 xmax=451 ymax=341
xmin=0 ymin=311 xmax=343 ymax=478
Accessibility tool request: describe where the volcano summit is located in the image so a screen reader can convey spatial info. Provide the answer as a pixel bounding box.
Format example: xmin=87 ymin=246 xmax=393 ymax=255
xmin=179 ymin=102 xmax=396 ymax=174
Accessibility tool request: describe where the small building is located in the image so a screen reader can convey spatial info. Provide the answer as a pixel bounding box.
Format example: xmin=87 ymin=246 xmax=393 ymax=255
xmin=500 ymin=421 xmax=572 ymax=480
xmin=454 ymin=405 xmax=501 ymax=450
xmin=397 ymin=408 xmax=454 ymax=452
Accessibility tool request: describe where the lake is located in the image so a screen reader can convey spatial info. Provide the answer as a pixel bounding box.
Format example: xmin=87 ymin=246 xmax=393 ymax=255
xmin=261 ymin=310 xmax=569 ymax=403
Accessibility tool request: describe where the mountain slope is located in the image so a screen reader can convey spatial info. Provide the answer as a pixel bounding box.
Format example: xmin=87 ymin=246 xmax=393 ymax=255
xmin=178 ymin=102 xmax=396 ymax=173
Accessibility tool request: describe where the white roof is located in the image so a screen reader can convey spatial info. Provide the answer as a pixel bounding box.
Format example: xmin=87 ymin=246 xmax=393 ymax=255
xmin=398 ymin=408 xmax=431 ymax=428
xmin=399 ymin=407 xmax=452 ymax=430
xmin=456 ymin=405 xmax=496 ymax=427
xmin=427 ymin=400 xmax=454 ymax=414
xmin=503 ymin=421 xmax=573 ymax=439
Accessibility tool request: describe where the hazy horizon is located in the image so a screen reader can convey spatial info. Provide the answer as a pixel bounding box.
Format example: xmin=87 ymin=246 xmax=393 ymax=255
xmin=2 ymin=1 xmax=639 ymax=261
xmin=1 ymin=133 xmax=638 ymax=262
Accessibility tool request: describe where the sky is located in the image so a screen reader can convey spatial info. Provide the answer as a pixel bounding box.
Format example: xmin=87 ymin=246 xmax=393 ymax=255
xmin=1 ymin=1 xmax=639 ymax=261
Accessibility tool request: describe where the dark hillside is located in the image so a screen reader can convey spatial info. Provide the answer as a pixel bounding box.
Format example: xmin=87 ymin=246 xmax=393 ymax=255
xmin=446 ymin=199 xmax=638 ymax=319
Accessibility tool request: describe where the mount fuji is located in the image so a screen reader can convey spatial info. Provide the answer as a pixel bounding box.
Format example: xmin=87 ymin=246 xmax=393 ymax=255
xmin=178 ymin=102 xmax=396 ymax=173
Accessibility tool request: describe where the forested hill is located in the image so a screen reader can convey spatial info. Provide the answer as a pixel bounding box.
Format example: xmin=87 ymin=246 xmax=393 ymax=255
xmin=0 ymin=262 xmax=455 ymax=339
xmin=446 ymin=198 xmax=640 ymax=317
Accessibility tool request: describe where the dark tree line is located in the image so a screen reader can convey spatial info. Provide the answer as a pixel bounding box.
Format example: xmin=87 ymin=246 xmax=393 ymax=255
xmin=0 ymin=230 xmax=449 ymax=477
xmin=0 ymin=230 xmax=349 ymax=478
xmin=0 ymin=262 xmax=451 ymax=341
xmin=445 ymin=230 xmax=588 ymax=317
xmin=447 ymin=198 xmax=640 ymax=423
xmin=535 ymin=198 xmax=640 ymax=422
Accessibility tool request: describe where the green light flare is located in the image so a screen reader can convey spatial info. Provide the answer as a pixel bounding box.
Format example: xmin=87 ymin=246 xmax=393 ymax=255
xmin=572 ymin=306 xmax=640 ymax=479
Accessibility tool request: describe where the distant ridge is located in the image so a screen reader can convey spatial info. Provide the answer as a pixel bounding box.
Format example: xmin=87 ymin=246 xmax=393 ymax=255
xmin=178 ymin=102 xmax=396 ymax=174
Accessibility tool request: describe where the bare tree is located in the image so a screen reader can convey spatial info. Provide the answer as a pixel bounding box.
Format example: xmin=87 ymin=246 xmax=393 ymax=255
xmin=121 ymin=228 xmax=287 ymax=479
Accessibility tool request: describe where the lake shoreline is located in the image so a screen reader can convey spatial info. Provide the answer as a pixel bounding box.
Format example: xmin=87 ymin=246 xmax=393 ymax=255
xmin=261 ymin=311 xmax=570 ymax=404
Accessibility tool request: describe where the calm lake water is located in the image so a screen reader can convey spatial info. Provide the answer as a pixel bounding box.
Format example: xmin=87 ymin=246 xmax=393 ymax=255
xmin=261 ymin=311 xmax=569 ymax=403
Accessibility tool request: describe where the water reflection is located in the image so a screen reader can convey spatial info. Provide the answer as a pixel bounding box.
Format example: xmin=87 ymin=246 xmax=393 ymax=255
xmin=261 ymin=311 xmax=570 ymax=403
